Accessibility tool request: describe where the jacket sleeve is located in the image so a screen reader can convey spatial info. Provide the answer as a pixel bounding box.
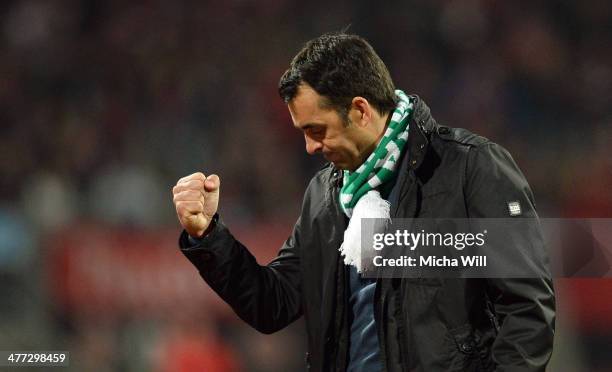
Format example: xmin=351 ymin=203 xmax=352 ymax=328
xmin=465 ymin=143 xmax=556 ymax=372
xmin=178 ymin=208 xmax=305 ymax=335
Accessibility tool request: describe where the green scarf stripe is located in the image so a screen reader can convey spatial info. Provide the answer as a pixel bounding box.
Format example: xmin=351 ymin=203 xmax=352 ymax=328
xmin=351 ymin=167 xmax=394 ymax=204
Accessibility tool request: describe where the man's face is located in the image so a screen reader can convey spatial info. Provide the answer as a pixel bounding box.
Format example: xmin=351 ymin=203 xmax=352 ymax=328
xmin=288 ymin=84 xmax=370 ymax=171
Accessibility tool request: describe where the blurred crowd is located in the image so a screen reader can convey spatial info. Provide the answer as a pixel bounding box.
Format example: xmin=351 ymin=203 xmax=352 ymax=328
xmin=0 ymin=0 xmax=610 ymax=371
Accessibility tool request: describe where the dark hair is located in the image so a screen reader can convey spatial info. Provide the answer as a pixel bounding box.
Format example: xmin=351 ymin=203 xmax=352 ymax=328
xmin=278 ymin=33 xmax=397 ymax=122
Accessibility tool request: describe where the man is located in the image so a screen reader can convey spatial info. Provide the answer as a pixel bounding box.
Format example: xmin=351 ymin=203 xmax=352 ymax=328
xmin=172 ymin=33 xmax=555 ymax=371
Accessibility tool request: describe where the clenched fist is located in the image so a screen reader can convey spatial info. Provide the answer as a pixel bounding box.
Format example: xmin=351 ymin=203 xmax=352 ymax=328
xmin=172 ymin=172 xmax=220 ymax=238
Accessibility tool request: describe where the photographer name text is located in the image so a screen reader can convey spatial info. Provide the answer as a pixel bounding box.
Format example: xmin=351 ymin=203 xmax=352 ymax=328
xmin=372 ymin=255 xmax=487 ymax=267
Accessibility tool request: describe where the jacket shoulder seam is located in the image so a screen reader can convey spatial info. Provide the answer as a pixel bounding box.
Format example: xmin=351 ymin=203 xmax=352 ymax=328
xmin=438 ymin=133 xmax=494 ymax=149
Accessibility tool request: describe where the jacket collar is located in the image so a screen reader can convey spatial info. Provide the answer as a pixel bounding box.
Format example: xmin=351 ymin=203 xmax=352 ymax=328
xmin=406 ymin=95 xmax=438 ymax=171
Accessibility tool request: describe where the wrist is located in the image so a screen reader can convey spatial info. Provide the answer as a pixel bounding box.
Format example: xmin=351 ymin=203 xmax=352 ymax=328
xmin=189 ymin=215 xmax=218 ymax=239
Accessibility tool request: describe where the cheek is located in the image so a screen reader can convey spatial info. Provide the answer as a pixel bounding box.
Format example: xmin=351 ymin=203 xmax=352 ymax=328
xmin=323 ymin=139 xmax=344 ymax=152
xmin=334 ymin=138 xmax=357 ymax=153
xmin=322 ymin=130 xmax=354 ymax=153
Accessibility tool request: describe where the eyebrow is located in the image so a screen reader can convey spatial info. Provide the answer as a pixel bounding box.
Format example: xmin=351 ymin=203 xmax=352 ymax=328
xmin=295 ymin=122 xmax=324 ymax=131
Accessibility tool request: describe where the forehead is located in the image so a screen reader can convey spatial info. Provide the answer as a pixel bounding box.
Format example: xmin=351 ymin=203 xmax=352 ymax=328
xmin=287 ymin=84 xmax=332 ymax=127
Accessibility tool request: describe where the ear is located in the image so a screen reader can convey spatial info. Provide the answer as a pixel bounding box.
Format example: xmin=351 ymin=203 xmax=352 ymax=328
xmin=349 ymin=96 xmax=372 ymax=127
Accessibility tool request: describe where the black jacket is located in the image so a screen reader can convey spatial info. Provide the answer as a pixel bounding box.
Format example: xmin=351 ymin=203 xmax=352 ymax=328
xmin=179 ymin=97 xmax=555 ymax=371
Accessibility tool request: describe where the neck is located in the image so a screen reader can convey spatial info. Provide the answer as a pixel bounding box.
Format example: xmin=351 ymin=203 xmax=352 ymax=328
xmin=353 ymin=112 xmax=392 ymax=169
xmin=375 ymin=112 xmax=392 ymax=145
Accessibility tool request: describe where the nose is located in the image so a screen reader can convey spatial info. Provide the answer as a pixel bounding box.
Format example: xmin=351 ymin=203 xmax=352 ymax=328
xmin=305 ymin=135 xmax=323 ymax=155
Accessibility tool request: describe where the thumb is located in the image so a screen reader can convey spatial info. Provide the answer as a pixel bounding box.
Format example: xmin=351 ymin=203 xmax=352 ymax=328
xmin=204 ymin=174 xmax=220 ymax=192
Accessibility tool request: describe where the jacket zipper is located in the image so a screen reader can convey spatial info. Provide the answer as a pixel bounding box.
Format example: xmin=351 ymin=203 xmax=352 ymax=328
xmin=486 ymin=299 xmax=500 ymax=334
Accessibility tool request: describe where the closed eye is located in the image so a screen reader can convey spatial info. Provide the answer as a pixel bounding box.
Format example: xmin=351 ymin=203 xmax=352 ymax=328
xmin=305 ymin=126 xmax=326 ymax=138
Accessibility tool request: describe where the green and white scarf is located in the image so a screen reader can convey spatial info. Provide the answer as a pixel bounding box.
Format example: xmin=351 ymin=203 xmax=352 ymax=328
xmin=339 ymin=90 xmax=414 ymax=272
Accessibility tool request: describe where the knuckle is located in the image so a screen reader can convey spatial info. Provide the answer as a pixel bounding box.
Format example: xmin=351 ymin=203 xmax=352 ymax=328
xmin=182 ymin=207 xmax=192 ymax=216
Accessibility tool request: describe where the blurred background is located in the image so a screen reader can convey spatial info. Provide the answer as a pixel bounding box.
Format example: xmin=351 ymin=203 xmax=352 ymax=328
xmin=0 ymin=0 xmax=610 ymax=371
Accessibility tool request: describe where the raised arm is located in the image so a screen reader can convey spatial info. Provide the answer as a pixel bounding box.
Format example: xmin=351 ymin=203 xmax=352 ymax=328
xmin=172 ymin=172 xmax=303 ymax=334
